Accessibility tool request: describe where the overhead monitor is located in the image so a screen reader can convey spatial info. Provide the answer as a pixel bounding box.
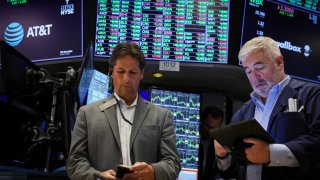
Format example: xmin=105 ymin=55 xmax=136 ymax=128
xmin=241 ymin=0 xmax=320 ymax=83
xmin=0 ymin=0 xmax=83 ymax=62
xmin=150 ymin=88 xmax=201 ymax=179
xmin=95 ymin=0 xmax=230 ymax=64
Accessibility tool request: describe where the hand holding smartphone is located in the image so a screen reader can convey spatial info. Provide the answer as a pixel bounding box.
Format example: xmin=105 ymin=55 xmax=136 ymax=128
xmin=116 ymin=164 xmax=133 ymax=178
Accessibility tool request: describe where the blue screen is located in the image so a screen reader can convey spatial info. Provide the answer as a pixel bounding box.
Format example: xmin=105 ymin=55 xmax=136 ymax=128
xmin=138 ymin=89 xmax=149 ymax=101
xmin=77 ymin=42 xmax=94 ymax=106
xmin=86 ymin=70 xmax=111 ymax=105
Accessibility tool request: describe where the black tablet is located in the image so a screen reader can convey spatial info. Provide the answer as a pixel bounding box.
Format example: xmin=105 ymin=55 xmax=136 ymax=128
xmin=210 ymin=119 xmax=275 ymax=164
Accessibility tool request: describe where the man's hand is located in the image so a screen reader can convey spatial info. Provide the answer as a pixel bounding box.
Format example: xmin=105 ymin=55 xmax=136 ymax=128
xmin=100 ymin=169 xmax=116 ymax=179
xmin=244 ymin=137 xmax=270 ymax=163
xmin=214 ymin=140 xmax=228 ymax=158
xmin=123 ymin=162 xmax=155 ymax=180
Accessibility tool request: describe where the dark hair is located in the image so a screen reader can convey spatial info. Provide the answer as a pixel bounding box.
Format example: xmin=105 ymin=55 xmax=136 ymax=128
xmin=109 ymin=42 xmax=146 ymax=71
xmin=200 ymin=106 xmax=224 ymax=124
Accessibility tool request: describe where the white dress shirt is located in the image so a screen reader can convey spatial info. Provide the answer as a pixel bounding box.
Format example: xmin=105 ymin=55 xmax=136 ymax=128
xmin=114 ymin=93 xmax=138 ymax=166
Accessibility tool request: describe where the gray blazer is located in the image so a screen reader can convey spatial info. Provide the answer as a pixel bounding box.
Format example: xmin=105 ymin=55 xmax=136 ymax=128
xmin=67 ymin=96 xmax=181 ymax=180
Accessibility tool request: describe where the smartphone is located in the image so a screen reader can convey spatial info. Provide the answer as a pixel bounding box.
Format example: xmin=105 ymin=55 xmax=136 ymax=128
xmin=116 ymin=164 xmax=133 ymax=178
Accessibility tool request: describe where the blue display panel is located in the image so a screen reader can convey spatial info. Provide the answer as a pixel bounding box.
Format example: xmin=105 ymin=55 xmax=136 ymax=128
xmin=241 ymin=0 xmax=320 ymax=83
xmin=0 ymin=0 xmax=83 ymax=62
xmin=95 ymin=0 xmax=230 ymax=64
xmin=86 ymin=70 xmax=111 ymax=105
xmin=77 ymin=42 xmax=94 ymax=107
xmin=150 ymin=89 xmax=200 ymax=179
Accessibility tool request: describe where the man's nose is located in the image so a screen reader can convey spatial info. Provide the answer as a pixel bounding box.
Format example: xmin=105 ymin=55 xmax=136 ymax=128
xmin=251 ymin=70 xmax=260 ymax=78
xmin=123 ymin=72 xmax=131 ymax=81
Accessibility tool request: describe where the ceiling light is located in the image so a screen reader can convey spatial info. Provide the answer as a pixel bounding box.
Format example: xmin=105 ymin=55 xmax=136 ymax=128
xmin=152 ymin=72 xmax=163 ymax=78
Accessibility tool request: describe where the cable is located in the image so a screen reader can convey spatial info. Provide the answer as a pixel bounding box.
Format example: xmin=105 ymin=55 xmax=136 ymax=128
xmin=113 ymin=96 xmax=132 ymax=126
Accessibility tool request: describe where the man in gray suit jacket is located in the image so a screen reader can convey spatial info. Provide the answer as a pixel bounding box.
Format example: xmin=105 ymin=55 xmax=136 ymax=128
xmin=67 ymin=42 xmax=181 ymax=180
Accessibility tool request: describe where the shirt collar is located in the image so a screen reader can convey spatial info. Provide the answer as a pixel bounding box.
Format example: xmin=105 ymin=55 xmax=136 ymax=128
xmin=250 ymin=75 xmax=291 ymax=104
xmin=113 ymin=92 xmax=138 ymax=107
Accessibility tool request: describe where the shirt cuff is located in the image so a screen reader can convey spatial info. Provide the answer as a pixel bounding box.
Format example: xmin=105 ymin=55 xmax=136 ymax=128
xmin=268 ymin=144 xmax=300 ymax=167
xmin=216 ymin=154 xmax=231 ymax=171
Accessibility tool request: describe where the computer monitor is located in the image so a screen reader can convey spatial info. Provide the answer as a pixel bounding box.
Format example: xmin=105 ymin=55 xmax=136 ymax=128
xmin=86 ymin=70 xmax=111 ymax=105
xmin=0 ymin=0 xmax=83 ymax=62
xmin=240 ymin=0 xmax=320 ymax=83
xmin=149 ymin=88 xmax=201 ymax=179
xmin=76 ymin=42 xmax=94 ymax=107
xmin=76 ymin=42 xmax=112 ymax=106
xmin=95 ymin=0 xmax=230 ymax=64
xmin=85 ymin=72 xmax=150 ymax=105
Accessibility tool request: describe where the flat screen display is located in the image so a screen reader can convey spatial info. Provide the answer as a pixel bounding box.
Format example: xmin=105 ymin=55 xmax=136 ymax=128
xmin=95 ymin=0 xmax=230 ymax=64
xmin=77 ymin=42 xmax=94 ymax=107
xmin=150 ymin=88 xmax=200 ymax=179
xmin=84 ymin=72 xmax=148 ymax=105
xmin=0 ymin=0 xmax=83 ymax=62
xmin=241 ymin=0 xmax=320 ymax=83
xmin=86 ymin=70 xmax=111 ymax=105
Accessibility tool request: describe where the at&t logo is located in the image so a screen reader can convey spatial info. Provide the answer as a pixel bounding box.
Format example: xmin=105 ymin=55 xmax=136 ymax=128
xmin=3 ymin=22 xmax=53 ymax=47
xmin=4 ymin=22 xmax=24 ymax=46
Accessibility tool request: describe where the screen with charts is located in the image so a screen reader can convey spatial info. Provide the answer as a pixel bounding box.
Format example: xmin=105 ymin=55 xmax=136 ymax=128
xmin=150 ymin=89 xmax=200 ymax=179
xmin=86 ymin=70 xmax=111 ymax=105
xmin=95 ymin=0 xmax=230 ymax=64
xmin=0 ymin=0 xmax=83 ymax=62
xmin=241 ymin=0 xmax=320 ymax=83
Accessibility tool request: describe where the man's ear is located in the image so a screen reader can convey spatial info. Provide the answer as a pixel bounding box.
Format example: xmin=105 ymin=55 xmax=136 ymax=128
xmin=140 ymin=70 xmax=144 ymax=80
xmin=276 ymin=55 xmax=284 ymax=66
xmin=108 ymin=67 xmax=113 ymax=77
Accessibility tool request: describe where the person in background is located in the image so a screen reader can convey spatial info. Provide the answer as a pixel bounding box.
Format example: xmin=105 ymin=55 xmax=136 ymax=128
xmin=214 ymin=36 xmax=320 ymax=180
xmin=199 ymin=106 xmax=224 ymax=180
xmin=67 ymin=42 xmax=181 ymax=180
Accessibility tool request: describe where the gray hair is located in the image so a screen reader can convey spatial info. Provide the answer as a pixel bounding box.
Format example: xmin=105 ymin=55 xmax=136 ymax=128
xmin=238 ymin=36 xmax=281 ymax=64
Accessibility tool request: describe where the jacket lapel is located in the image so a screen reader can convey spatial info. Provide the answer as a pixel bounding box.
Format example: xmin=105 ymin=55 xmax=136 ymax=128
xmin=243 ymin=102 xmax=256 ymax=121
xmin=130 ymin=97 xmax=149 ymax=149
xmin=100 ymin=97 xmax=122 ymax=150
xmin=267 ymin=79 xmax=305 ymax=132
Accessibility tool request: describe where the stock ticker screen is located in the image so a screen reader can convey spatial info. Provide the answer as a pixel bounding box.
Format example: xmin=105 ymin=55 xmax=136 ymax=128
xmin=95 ymin=0 xmax=229 ymax=64
xmin=273 ymin=0 xmax=320 ymax=13
xmin=150 ymin=89 xmax=200 ymax=179
xmin=241 ymin=0 xmax=320 ymax=83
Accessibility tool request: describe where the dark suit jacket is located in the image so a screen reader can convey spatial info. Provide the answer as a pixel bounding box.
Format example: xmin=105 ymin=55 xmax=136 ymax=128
xmin=67 ymin=96 xmax=181 ymax=180
xmin=220 ymin=78 xmax=320 ymax=180
xmin=198 ymin=137 xmax=220 ymax=180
